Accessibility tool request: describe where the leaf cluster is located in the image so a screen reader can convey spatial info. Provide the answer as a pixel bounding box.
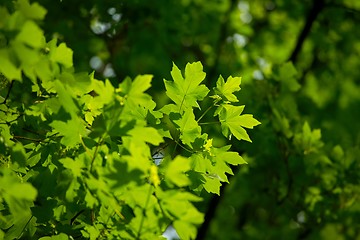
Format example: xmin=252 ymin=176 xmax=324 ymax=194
xmin=0 ymin=1 xmax=260 ymax=239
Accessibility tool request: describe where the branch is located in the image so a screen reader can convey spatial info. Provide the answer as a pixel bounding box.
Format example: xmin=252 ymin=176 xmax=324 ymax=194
xmin=288 ymin=0 xmax=325 ymax=64
xmin=195 ymin=163 xmax=240 ymax=240
xmin=329 ymin=3 xmax=360 ymax=16
xmin=13 ymin=136 xmax=45 ymax=143
xmin=195 ymin=184 xmax=223 ymax=240
xmin=277 ymin=152 xmax=292 ymax=205
xmin=1 ymin=80 xmax=14 ymax=105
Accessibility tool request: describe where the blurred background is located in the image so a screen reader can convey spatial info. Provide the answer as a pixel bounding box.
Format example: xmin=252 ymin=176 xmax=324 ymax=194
xmin=15 ymin=0 xmax=360 ymax=239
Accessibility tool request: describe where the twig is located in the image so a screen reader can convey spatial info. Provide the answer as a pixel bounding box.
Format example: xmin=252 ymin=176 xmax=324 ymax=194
xmin=90 ymin=135 xmax=104 ymax=173
xmin=195 ymin=163 xmax=240 ymax=240
xmin=12 ymin=135 xmax=45 ymax=142
xmin=288 ymin=0 xmax=325 ymax=64
xmin=70 ymin=209 xmax=86 ymax=225
xmin=196 ymin=104 xmax=214 ymax=123
xmin=136 ymin=185 xmax=153 ymax=239
xmin=1 ymin=80 xmax=14 ymax=105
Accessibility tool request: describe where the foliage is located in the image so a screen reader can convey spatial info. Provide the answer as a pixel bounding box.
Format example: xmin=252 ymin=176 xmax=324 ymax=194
xmin=0 ymin=1 xmax=260 ymax=239
xmin=2 ymin=0 xmax=360 ymax=239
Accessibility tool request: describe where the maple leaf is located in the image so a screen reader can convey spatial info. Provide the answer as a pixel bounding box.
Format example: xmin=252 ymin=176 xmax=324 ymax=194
xmin=172 ymin=109 xmax=201 ymax=146
xmin=164 ymin=62 xmax=209 ymax=112
xmin=218 ymin=105 xmax=261 ymax=142
xmin=214 ymin=75 xmax=242 ymax=102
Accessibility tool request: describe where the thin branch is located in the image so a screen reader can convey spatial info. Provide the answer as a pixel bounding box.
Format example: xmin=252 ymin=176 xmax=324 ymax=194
xmin=173 ymin=138 xmax=195 ymax=154
xmin=198 ymin=121 xmax=221 ymax=125
xmin=1 ymin=80 xmax=14 ymax=105
xmin=196 ymin=105 xmax=215 ymax=123
xmin=90 ymin=135 xmax=104 ymax=173
xmin=136 ymin=184 xmax=153 ymax=240
xmin=329 ymin=3 xmax=360 ymax=16
xmin=70 ymin=209 xmax=86 ymax=225
xmin=195 ymin=163 xmax=240 ymax=240
xmin=20 ymin=215 xmax=34 ymax=238
xmin=12 ymin=135 xmax=45 ymax=142
xmin=288 ymin=0 xmax=325 ymax=64
xmin=277 ymin=151 xmax=292 ymax=205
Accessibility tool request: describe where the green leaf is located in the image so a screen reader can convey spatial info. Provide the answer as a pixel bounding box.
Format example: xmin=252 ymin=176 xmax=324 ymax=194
xmin=3 ymin=211 xmax=33 ymax=240
xmin=293 ymin=121 xmax=323 ymax=154
xmin=13 ymin=41 xmax=41 ymax=65
xmin=172 ymin=109 xmax=201 ymax=146
xmin=128 ymin=75 xmax=152 ymax=97
xmin=214 ymin=146 xmax=247 ymax=165
xmin=202 ymin=175 xmax=221 ymax=195
xmin=190 ymin=153 xmax=213 ymax=173
xmin=59 ymin=157 xmax=83 ymax=177
xmin=16 ymin=21 xmax=44 ymax=48
xmin=165 ymin=156 xmax=191 ymax=187
xmin=219 ymin=105 xmax=260 ymax=142
xmin=214 ymin=75 xmax=241 ymax=102
xmin=50 ymin=43 xmax=73 ymax=68
xmin=128 ymin=126 xmax=164 ymax=146
xmin=17 ymin=0 xmax=47 ymax=20
xmin=11 ymin=142 xmax=27 ymax=167
xmin=92 ymin=78 xmax=115 ymax=106
xmin=277 ymin=62 xmax=300 ymax=92
xmin=173 ymin=220 xmax=198 ymax=240
xmin=39 ymin=233 xmax=69 ymax=240
xmin=164 ymin=62 xmax=209 ymax=111
xmin=0 ymin=168 xmax=37 ymax=216
xmin=50 ymin=117 xmax=87 ymax=148
xmin=0 ymin=49 xmax=22 ymax=81
xmin=119 ymin=75 xmax=156 ymax=121
xmin=59 ymin=72 xmax=92 ymax=95
xmin=34 ymin=58 xmax=53 ymax=83
xmin=53 ymin=80 xmax=78 ymax=116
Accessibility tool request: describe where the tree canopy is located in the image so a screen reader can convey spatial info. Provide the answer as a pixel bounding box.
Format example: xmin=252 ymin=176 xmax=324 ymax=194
xmin=1 ymin=0 xmax=360 ymax=239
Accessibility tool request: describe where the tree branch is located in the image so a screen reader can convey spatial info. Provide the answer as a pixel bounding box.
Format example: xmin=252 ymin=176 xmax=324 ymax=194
xmin=195 ymin=163 xmax=240 ymax=240
xmin=1 ymin=80 xmax=14 ymax=105
xmin=288 ymin=0 xmax=325 ymax=64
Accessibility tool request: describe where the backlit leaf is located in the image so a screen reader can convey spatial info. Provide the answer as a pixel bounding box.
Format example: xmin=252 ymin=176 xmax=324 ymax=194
xmin=17 ymin=0 xmax=47 ymax=20
xmin=172 ymin=109 xmax=201 ymax=146
xmin=0 ymin=49 xmax=22 ymax=81
xmin=214 ymin=75 xmax=241 ymax=102
xmin=165 ymin=156 xmax=191 ymax=187
xmin=16 ymin=21 xmax=44 ymax=48
xmin=164 ymin=62 xmax=209 ymax=111
xmin=219 ymin=105 xmax=261 ymax=142
xmin=50 ymin=43 xmax=73 ymax=68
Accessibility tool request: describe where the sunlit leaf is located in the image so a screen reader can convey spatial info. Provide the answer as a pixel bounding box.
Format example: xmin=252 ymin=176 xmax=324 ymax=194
xmin=214 ymin=75 xmax=242 ymax=102
xmin=164 ymin=62 xmax=209 ymax=111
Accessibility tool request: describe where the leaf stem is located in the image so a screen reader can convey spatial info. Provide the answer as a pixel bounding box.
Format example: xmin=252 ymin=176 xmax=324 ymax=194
xmin=173 ymin=138 xmax=194 ymax=154
xmin=90 ymin=134 xmax=105 ymax=173
xmin=136 ymin=184 xmax=153 ymax=239
xmin=198 ymin=121 xmax=221 ymax=125
xmin=80 ymin=136 xmax=93 ymax=161
xmin=197 ymin=104 xmax=214 ymax=123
